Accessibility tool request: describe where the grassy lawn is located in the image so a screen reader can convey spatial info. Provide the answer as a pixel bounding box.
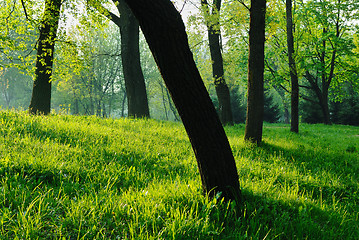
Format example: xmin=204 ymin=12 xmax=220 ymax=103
xmin=0 ymin=110 xmax=358 ymax=239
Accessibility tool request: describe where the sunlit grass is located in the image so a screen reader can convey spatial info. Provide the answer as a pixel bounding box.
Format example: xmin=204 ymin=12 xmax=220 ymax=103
xmin=0 ymin=110 xmax=358 ymax=239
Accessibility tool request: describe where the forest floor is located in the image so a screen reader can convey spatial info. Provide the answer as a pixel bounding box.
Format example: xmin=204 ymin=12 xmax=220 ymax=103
xmin=0 ymin=110 xmax=358 ymax=239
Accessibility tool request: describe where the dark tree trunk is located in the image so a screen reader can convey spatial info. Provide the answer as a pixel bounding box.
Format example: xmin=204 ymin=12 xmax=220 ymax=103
xmin=124 ymin=0 xmax=241 ymax=201
xmin=121 ymin=87 xmax=127 ymax=117
xmin=284 ymin=107 xmax=290 ymax=124
xmin=73 ymin=92 xmax=79 ymax=115
xmin=165 ymin=87 xmax=180 ymax=121
xmin=102 ymin=103 xmax=107 ymax=118
xmin=29 ymin=0 xmax=61 ymax=115
xmin=304 ymin=71 xmax=331 ymax=125
xmin=244 ymin=0 xmax=266 ymax=144
xmin=302 ymin=12 xmax=340 ymax=125
xmin=96 ymin=100 xmax=101 ymax=117
xmin=286 ymin=0 xmax=299 ymax=133
xmin=109 ymin=0 xmax=150 ymax=118
xmin=321 ymin=86 xmax=331 ymax=124
xmin=201 ymin=0 xmax=233 ymax=125
xmin=319 ymin=28 xmax=331 ymax=125
xmin=159 ymin=82 xmax=169 ymax=120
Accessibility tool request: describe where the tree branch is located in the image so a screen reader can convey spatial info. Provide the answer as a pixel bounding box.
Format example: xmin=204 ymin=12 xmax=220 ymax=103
xmin=298 ymin=84 xmax=312 ymax=89
xmin=300 ymin=93 xmax=317 ymax=104
xmin=279 ymin=83 xmax=290 ymax=94
xmin=88 ymin=0 xmax=121 ymax=26
xmin=20 ymin=0 xmax=29 ymax=20
xmin=236 ymin=0 xmax=250 ymax=11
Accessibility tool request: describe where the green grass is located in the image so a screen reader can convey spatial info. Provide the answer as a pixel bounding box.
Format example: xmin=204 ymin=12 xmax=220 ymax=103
xmin=0 ymin=109 xmax=358 ymax=239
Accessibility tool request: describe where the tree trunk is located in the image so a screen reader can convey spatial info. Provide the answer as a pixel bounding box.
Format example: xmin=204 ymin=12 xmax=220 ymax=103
xmin=124 ymin=0 xmax=241 ymax=201
xmin=159 ymin=82 xmax=169 ymax=120
xmin=73 ymin=92 xmax=79 ymax=115
xmin=121 ymin=87 xmax=127 ymax=117
xmin=304 ymin=71 xmax=331 ymax=124
xmin=321 ymin=87 xmax=331 ymax=124
xmin=165 ymin=87 xmax=180 ymax=121
xmin=286 ymin=0 xmax=299 ymax=133
xmin=29 ymin=0 xmax=61 ymax=115
xmin=109 ymin=0 xmax=150 ymax=118
xmin=284 ymin=107 xmax=290 ymax=124
xmin=320 ymin=28 xmax=331 ymax=125
xmin=201 ymin=0 xmax=233 ymax=125
xmin=244 ymin=0 xmax=266 ymax=144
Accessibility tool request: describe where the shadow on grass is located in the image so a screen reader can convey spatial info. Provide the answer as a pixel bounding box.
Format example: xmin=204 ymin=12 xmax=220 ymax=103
xmin=233 ymin=139 xmax=358 ymax=203
xmin=0 ymin=146 xmax=192 ymax=197
xmin=1 ymin=114 xmax=193 ymax=195
xmin=217 ymin=188 xmax=359 ymax=239
xmin=1 ymin=162 xmax=358 ymax=239
xmin=228 ymin=138 xmax=359 ymax=239
xmin=262 ymin=142 xmax=357 ymax=199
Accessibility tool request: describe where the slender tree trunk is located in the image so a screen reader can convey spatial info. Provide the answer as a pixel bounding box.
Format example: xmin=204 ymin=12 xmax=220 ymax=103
xmin=108 ymin=79 xmax=114 ymax=117
xmin=73 ymin=92 xmax=79 ymax=115
xmin=165 ymin=88 xmax=180 ymax=121
xmin=284 ymin=107 xmax=290 ymax=124
xmin=124 ymin=0 xmax=241 ymax=201
xmin=102 ymin=103 xmax=107 ymax=118
xmin=29 ymin=0 xmax=61 ymax=115
xmin=108 ymin=0 xmax=150 ymax=118
xmin=321 ymin=87 xmax=331 ymax=124
xmin=201 ymin=0 xmax=233 ymax=125
xmin=121 ymin=87 xmax=127 ymax=117
xmin=96 ymin=100 xmax=101 ymax=117
xmin=319 ymin=28 xmax=331 ymax=125
xmin=159 ymin=82 xmax=169 ymax=120
xmin=286 ymin=0 xmax=299 ymax=133
xmin=244 ymin=0 xmax=266 ymax=144
xmin=304 ymin=71 xmax=331 ymax=125
xmin=304 ymin=13 xmax=339 ymax=125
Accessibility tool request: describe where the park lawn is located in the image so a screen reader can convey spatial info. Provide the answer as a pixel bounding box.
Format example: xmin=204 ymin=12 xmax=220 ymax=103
xmin=0 ymin=110 xmax=358 ymax=239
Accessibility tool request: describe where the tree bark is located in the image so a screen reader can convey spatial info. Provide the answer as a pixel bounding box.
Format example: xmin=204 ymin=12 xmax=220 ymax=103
xmin=165 ymin=87 xmax=180 ymax=121
xmin=29 ymin=0 xmax=61 ymax=115
xmin=201 ymin=0 xmax=233 ymax=125
xmin=304 ymin=71 xmax=331 ymax=125
xmin=321 ymin=85 xmax=331 ymax=124
xmin=244 ymin=0 xmax=266 ymax=144
xmin=108 ymin=0 xmax=150 ymax=118
xmin=320 ymin=28 xmax=331 ymax=125
xmin=124 ymin=0 xmax=241 ymax=201
xmin=286 ymin=0 xmax=299 ymax=133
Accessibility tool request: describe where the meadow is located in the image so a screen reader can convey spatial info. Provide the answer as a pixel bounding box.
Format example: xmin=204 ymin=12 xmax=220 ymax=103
xmin=0 ymin=110 xmax=358 ymax=239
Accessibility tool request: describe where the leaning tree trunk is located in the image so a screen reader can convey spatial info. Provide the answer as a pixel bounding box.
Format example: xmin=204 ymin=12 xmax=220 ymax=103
xmin=286 ymin=0 xmax=299 ymax=133
xmin=201 ymin=0 xmax=233 ymax=125
xmin=244 ymin=0 xmax=266 ymax=144
xmin=29 ymin=0 xmax=61 ymax=115
xmin=124 ymin=0 xmax=241 ymax=201
xmin=109 ymin=0 xmax=150 ymax=118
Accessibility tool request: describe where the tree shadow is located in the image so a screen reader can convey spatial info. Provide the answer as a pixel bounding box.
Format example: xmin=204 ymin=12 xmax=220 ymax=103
xmin=260 ymin=141 xmax=358 ymax=199
xmin=2 ymin=115 xmax=194 ymax=194
xmin=218 ymin=188 xmax=359 ymax=239
xmin=0 ymin=148 xmax=191 ymax=195
xmin=227 ymin=137 xmax=359 ymax=239
xmin=232 ymin=137 xmax=358 ymax=203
